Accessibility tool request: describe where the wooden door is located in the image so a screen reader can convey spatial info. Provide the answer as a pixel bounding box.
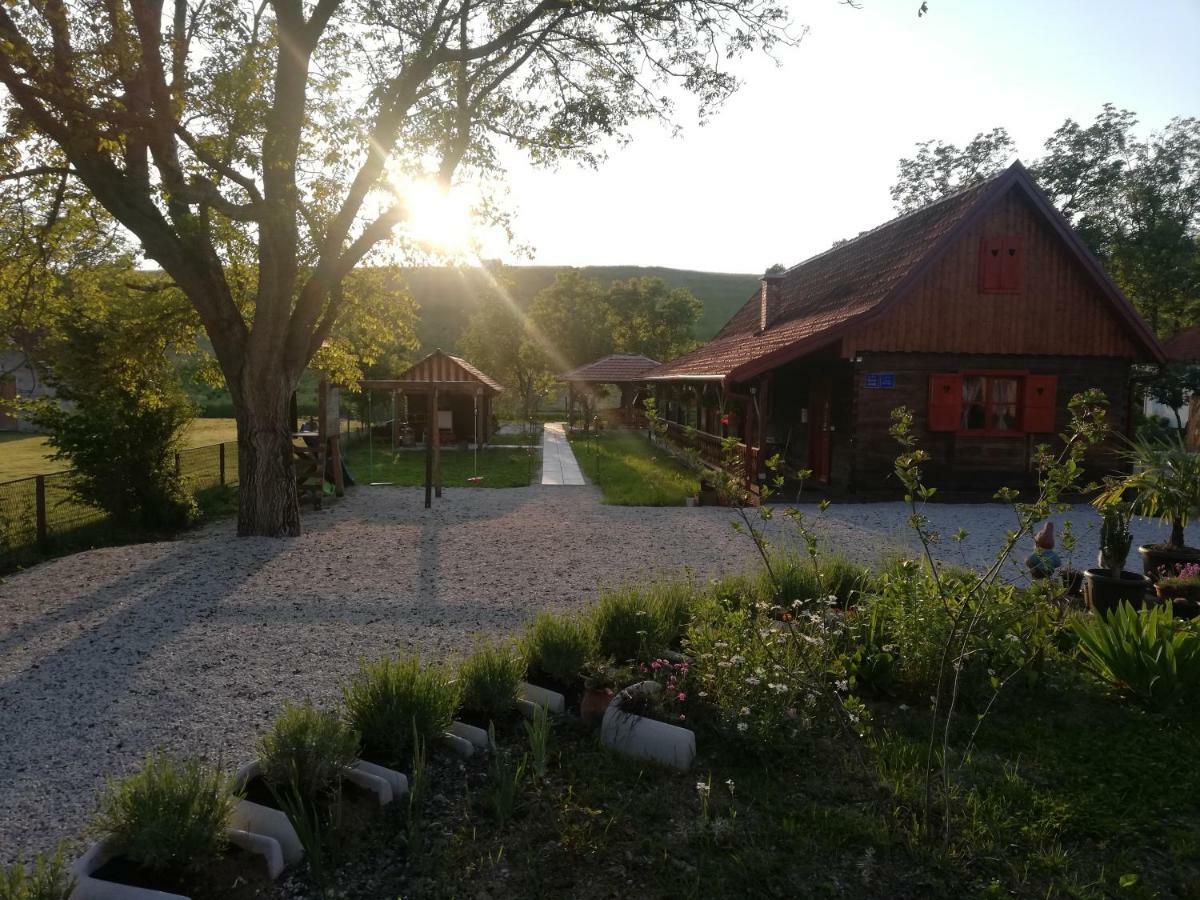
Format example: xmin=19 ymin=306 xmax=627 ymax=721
xmin=809 ymin=377 xmax=832 ymax=483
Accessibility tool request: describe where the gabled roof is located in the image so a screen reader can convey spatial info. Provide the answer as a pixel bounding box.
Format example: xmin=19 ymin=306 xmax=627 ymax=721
xmin=395 ymin=349 xmax=504 ymax=393
xmin=1163 ymin=326 xmax=1200 ymax=362
xmin=647 ymin=162 xmax=1164 ymax=381
xmin=560 ymin=354 xmax=662 ymax=383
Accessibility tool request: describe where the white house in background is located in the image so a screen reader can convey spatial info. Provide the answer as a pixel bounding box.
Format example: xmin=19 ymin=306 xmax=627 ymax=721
xmin=0 ymin=351 xmax=55 ymax=432
xmin=1144 ymin=327 xmax=1200 ymax=428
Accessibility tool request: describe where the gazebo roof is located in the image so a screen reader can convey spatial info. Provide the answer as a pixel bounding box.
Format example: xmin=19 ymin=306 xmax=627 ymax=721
xmin=1163 ymin=326 xmax=1200 ymax=362
xmin=361 ymin=348 xmax=503 ymax=393
xmin=560 ymin=354 xmax=662 ymax=384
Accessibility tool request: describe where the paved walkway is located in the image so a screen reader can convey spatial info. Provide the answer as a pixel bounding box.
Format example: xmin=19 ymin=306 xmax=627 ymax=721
xmin=540 ymin=422 xmax=585 ymax=485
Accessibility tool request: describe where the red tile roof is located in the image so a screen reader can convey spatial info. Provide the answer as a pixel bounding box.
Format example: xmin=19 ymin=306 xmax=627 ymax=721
xmin=560 ymin=354 xmax=662 ymax=382
xmin=1163 ymin=327 xmax=1200 ymax=362
xmin=647 ymin=175 xmax=999 ymax=380
xmin=394 ymin=349 xmax=504 ymax=392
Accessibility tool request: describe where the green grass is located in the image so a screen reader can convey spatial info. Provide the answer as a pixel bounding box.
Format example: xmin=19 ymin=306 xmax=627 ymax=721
xmin=0 ymin=419 xmax=239 ymax=482
xmin=344 ymin=438 xmax=537 ymax=488
xmin=487 ymin=428 xmax=543 ymax=446
xmin=568 ymin=429 xmax=698 ymax=506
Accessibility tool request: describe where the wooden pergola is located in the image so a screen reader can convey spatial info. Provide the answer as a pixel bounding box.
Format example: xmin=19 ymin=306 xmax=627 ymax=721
xmin=559 ymin=353 xmax=661 ymax=428
xmin=361 ymin=349 xmax=503 ymax=508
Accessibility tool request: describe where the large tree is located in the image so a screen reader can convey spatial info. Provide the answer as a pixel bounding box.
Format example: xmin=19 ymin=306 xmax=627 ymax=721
xmin=0 ymin=0 xmax=793 ymax=535
xmin=890 ymin=106 xmax=1200 ymax=335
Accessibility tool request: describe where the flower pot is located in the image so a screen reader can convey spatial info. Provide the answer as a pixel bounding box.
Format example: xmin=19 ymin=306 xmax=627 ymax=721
xmin=1138 ymin=544 xmax=1200 ymax=582
xmin=1060 ymin=567 xmax=1084 ymax=597
xmin=70 ymin=830 xmax=283 ymax=900
xmin=580 ymin=688 xmax=614 ymax=726
xmin=600 ymin=681 xmax=695 ymax=771
xmin=1082 ymin=568 xmax=1152 ymax=617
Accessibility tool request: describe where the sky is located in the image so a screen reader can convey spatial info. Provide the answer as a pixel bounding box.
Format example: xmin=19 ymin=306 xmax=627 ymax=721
xmin=485 ymin=0 xmax=1200 ymax=274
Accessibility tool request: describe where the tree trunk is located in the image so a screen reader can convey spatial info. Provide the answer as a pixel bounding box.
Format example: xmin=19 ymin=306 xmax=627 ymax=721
xmin=235 ymin=378 xmax=301 ymax=537
xmin=1171 ymin=516 xmax=1186 ymax=551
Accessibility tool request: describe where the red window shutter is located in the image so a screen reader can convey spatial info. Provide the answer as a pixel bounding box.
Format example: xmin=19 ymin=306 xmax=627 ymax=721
xmin=1001 ymin=236 xmax=1024 ymax=292
xmin=1022 ymin=375 xmax=1057 ymax=433
xmin=928 ymin=373 xmax=962 ymax=432
xmin=979 ymin=237 xmax=1004 ymax=292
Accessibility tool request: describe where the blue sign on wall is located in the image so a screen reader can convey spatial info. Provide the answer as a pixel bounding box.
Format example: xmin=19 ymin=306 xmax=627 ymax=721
xmin=865 ymin=372 xmax=895 ymax=389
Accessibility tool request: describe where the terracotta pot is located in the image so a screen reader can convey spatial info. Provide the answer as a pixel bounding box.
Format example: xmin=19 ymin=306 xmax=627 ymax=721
xmin=1138 ymin=544 xmax=1200 ymax=582
xmin=580 ymin=688 xmax=615 ymax=726
xmin=1082 ymin=569 xmax=1152 ymax=617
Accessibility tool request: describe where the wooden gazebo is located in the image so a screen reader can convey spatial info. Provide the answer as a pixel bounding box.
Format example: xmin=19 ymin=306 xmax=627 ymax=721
xmin=361 ymin=349 xmax=503 ymax=507
xmin=559 ymin=353 xmax=660 ymax=427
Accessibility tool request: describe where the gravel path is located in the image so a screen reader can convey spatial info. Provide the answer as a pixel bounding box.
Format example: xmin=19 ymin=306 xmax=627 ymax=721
xmin=0 ymin=485 xmax=1191 ymax=863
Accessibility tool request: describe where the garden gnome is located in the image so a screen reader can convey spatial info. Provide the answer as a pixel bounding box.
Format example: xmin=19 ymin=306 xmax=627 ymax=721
xmin=1025 ymin=521 xmax=1062 ymax=580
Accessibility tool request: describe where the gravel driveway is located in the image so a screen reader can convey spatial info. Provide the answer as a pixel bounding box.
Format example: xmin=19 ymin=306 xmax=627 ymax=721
xmin=0 ymin=484 xmax=1190 ymax=863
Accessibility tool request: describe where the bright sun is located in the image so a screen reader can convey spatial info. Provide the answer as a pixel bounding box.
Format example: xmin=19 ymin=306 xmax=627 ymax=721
xmin=397 ymin=178 xmax=477 ymax=257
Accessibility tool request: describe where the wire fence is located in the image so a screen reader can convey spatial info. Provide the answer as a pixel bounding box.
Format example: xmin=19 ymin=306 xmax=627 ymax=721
xmin=0 ymin=439 xmax=239 ymax=571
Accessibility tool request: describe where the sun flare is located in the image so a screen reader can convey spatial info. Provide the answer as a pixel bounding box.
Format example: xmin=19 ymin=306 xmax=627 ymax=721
xmin=397 ymin=178 xmax=477 ymax=257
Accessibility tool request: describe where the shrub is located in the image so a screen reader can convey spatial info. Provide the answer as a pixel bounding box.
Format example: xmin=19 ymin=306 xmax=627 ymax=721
xmin=257 ymin=701 xmax=359 ymax=802
xmin=592 ymin=581 xmax=697 ymax=663
xmin=0 ymin=846 xmax=74 ymax=900
xmin=458 ymin=641 xmax=524 ymax=722
xmin=92 ymin=752 xmax=234 ymax=887
xmin=760 ymin=552 xmax=870 ymax=609
xmin=1072 ymin=602 xmax=1200 ymax=709
xmin=525 ymin=612 xmax=594 ymax=684
xmin=343 ymin=656 xmax=458 ymax=769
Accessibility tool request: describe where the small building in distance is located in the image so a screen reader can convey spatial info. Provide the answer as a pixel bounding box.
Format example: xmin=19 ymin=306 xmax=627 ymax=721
xmin=0 ymin=352 xmax=55 ymax=433
xmin=645 ymin=162 xmax=1165 ymax=494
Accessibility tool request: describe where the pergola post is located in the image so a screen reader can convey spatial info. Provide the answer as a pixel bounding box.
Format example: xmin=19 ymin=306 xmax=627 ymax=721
xmin=433 ymin=386 xmax=443 ymax=498
xmin=424 ymin=384 xmax=434 ymax=509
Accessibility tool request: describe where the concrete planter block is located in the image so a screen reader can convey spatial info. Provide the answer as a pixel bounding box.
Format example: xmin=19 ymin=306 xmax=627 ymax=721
xmin=448 ymin=720 xmax=492 ymax=750
xmin=519 ymin=682 xmax=566 ymax=714
xmin=352 ymin=760 xmax=408 ymax=799
xmin=70 ymin=829 xmax=284 ymax=900
xmin=440 ymin=731 xmax=476 ymax=758
xmin=516 ymin=698 xmax=542 ymax=720
xmin=600 ymin=681 xmax=695 ymax=771
xmin=231 ymin=761 xmax=303 ymax=866
xmin=343 ymin=765 xmax=393 ymax=806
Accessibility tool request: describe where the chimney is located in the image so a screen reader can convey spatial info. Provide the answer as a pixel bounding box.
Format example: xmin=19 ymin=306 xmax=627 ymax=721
xmin=760 ymin=271 xmax=784 ymax=332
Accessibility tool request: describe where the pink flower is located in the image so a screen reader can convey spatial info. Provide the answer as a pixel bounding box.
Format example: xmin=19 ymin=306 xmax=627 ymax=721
xmin=650 ymin=660 xmax=662 ymax=670
xmin=677 ymin=692 xmax=687 ymax=702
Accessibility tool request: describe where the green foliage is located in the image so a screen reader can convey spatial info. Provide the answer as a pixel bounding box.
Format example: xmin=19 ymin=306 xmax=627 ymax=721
xmin=524 ymin=705 xmax=552 ymax=780
xmin=92 ymin=752 xmax=234 ymax=886
xmin=567 ymin=429 xmax=699 ymax=506
xmin=524 ymin=611 xmax=595 ymax=684
xmin=591 ymin=581 xmax=697 ymax=664
xmin=460 ymin=295 xmax=556 ymax=423
xmin=759 ymin=552 xmax=869 ymax=609
xmin=28 ymin=289 xmax=198 ymax=532
xmin=1145 ymin=364 xmax=1200 ymax=431
xmin=0 ymin=847 xmax=74 ymax=900
xmin=1072 ymin=603 xmax=1200 ymax=709
xmin=256 ymin=701 xmax=359 ymax=803
xmin=487 ymin=724 xmax=526 ymax=827
xmin=458 ymin=641 xmax=525 ymax=723
xmin=1097 ymin=502 xmax=1133 ymax=574
xmin=270 ymin=778 xmax=332 ymax=899
xmin=1097 ymin=435 xmax=1200 ymax=549
xmin=343 ymin=657 xmax=458 ymax=769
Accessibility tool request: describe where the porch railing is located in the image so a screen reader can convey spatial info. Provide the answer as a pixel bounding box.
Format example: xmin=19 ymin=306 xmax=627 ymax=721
xmin=663 ymin=421 xmax=758 ymax=479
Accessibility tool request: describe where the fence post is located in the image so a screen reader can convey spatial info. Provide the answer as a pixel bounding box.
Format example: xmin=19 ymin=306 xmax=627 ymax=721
xmin=35 ymin=475 xmax=47 ymax=547
xmin=219 ymin=443 xmax=226 ymax=486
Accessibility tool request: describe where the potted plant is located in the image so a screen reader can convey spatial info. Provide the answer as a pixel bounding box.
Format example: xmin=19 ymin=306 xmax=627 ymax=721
xmin=1154 ymin=562 xmax=1200 ymax=620
xmin=1097 ymin=436 xmax=1200 ymax=580
xmin=580 ymin=661 xmax=625 ymax=726
xmin=1082 ymin=503 xmax=1151 ymax=616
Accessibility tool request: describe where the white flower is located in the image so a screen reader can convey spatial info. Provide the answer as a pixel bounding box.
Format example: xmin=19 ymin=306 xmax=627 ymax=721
xmin=745 ymin=676 xmax=761 ymax=686
xmin=737 ymin=722 xmax=749 ymax=733
xmin=698 ymin=691 xmax=708 ymax=698
xmin=730 ymin=654 xmax=746 ymax=665
xmin=695 ymin=782 xmax=710 ymax=796
xmin=739 ymin=706 xmax=751 ymax=717
xmin=714 ymin=641 xmax=729 ymax=649
xmin=769 ymin=683 xmax=788 ymax=694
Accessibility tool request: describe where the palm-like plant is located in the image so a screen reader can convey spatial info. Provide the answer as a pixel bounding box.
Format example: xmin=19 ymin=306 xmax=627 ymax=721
xmin=1096 ymin=436 xmax=1200 ymax=550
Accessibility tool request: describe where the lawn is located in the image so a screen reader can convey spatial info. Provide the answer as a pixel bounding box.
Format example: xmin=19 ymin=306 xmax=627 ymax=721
xmin=344 ymin=437 xmax=538 ymax=487
xmin=568 ymin=428 xmax=699 ymax=505
xmin=0 ymin=418 xmax=241 ymax=482
xmin=487 ymin=427 xmax=543 ymax=446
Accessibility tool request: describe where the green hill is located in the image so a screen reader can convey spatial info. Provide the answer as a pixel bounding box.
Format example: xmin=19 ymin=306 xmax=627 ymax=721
xmin=403 ymin=264 xmax=758 ymax=353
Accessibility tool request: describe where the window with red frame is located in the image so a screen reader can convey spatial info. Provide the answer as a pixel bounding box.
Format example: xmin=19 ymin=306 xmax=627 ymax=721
xmin=928 ymin=373 xmax=1058 ymax=434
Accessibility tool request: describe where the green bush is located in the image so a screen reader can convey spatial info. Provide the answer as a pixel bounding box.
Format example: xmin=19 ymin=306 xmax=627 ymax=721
xmin=525 ymin=612 xmax=594 ymax=684
xmin=257 ymin=701 xmax=359 ymax=802
xmin=591 ymin=581 xmax=697 ymax=663
xmin=762 ymin=552 xmax=870 ymax=608
xmin=0 ymin=847 xmax=74 ymax=900
xmin=1072 ymin=602 xmax=1200 ymax=709
xmin=92 ymin=752 xmax=234 ymax=887
xmin=343 ymin=656 xmax=458 ymax=769
xmin=458 ymin=641 xmax=525 ymax=722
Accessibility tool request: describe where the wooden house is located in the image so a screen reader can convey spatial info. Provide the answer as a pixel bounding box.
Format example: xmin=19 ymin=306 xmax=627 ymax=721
xmin=645 ymin=162 xmax=1165 ymax=493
